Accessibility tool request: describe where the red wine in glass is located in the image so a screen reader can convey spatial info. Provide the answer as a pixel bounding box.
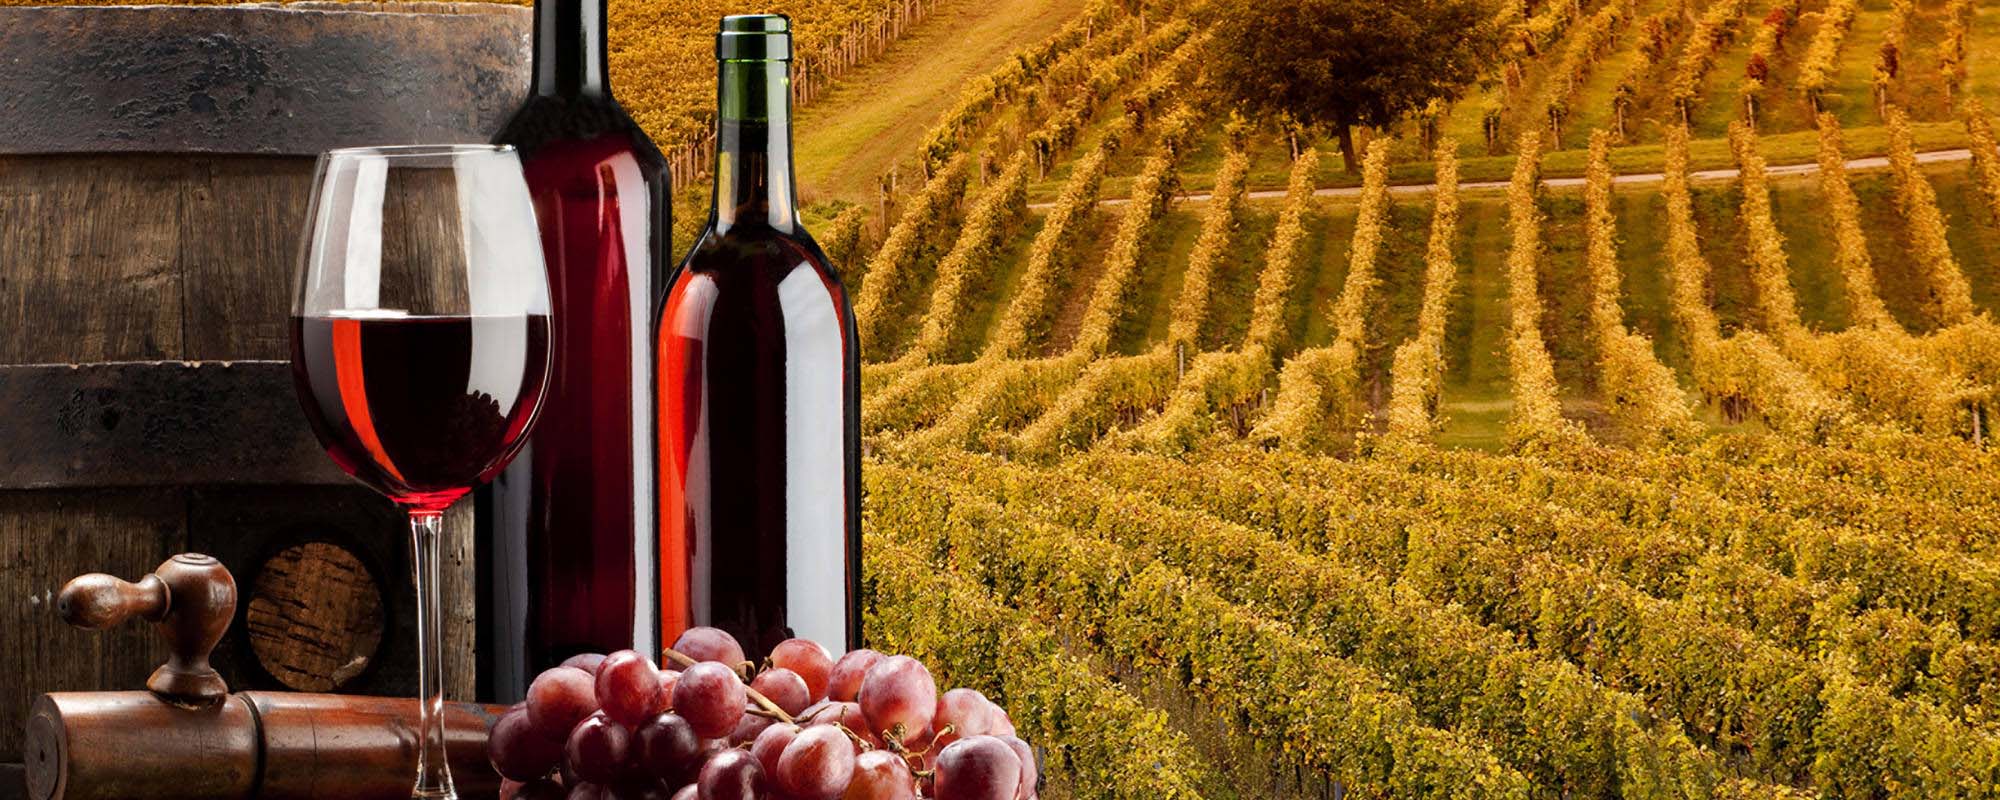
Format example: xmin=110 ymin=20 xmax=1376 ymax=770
xmin=291 ymin=313 xmax=551 ymax=512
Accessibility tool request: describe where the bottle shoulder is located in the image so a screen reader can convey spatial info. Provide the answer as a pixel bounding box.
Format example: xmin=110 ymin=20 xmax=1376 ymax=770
xmin=495 ymin=95 xmax=667 ymax=171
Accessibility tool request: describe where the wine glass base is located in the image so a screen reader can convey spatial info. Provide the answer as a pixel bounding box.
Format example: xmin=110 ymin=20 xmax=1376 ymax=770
xmin=411 ymin=790 xmax=458 ymax=800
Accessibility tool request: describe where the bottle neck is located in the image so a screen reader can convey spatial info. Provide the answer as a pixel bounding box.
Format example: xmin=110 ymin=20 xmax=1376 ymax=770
xmin=531 ymin=0 xmax=610 ymax=100
xmin=712 ymin=60 xmax=797 ymax=233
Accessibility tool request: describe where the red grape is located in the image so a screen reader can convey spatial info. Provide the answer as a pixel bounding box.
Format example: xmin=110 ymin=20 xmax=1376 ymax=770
xmin=996 ymin=736 xmax=1036 ymax=800
xmin=934 ymin=689 xmax=997 ymax=738
xmin=776 ymin=724 xmax=857 ymax=800
xmin=842 ymin=749 xmax=916 ymax=800
xmin=770 ymin=639 xmax=835 ymax=701
xmin=635 ymin=713 xmax=703 ymax=782
xmin=565 ymin=713 xmax=633 ymax=785
xmin=565 ymin=783 xmax=605 ymax=800
xmin=812 ymin=702 xmax=877 ymax=747
xmin=670 ymin=786 xmax=696 ymax=800
xmin=751 ymin=668 xmax=812 ymax=716
xmin=826 ymin=649 xmax=883 ymax=702
xmin=659 ymin=669 xmax=681 ymax=704
xmin=857 ymin=656 xmax=936 ymax=745
xmin=696 ymin=748 xmax=764 ymax=800
xmin=751 ymin=722 xmax=800 ymax=776
xmin=528 ymin=667 xmax=601 ymax=735
xmin=729 ymin=712 xmax=775 ymax=745
xmin=598 ymin=650 xmax=667 ymax=728
xmin=932 ymin=736 xmax=1022 ymax=800
xmin=671 ymin=627 xmax=746 ymax=667
xmin=672 ymin=661 xmax=748 ymax=739
xmin=563 ymin=653 xmax=609 ymax=675
xmin=989 ymin=705 xmax=1016 ymax=738
xmin=491 ymin=707 xmax=566 ymax=781
xmin=516 ymin=779 xmax=567 ymax=800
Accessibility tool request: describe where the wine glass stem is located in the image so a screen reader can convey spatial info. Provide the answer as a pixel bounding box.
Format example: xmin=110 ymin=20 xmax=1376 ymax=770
xmin=408 ymin=510 xmax=458 ymax=800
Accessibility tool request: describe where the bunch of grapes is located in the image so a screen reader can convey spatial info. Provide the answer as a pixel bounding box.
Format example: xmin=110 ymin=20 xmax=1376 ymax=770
xmin=489 ymin=627 xmax=1039 ymax=800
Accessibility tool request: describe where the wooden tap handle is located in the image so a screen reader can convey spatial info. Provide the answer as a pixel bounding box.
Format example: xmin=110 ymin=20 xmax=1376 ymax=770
xmin=56 ymin=573 xmax=169 ymax=629
xmin=56 ymin=554 xmax=236 ymax=707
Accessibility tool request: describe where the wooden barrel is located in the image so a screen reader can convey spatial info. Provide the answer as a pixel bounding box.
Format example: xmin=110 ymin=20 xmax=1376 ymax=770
xmin=0 ymin=1 xmax=530 ymax=770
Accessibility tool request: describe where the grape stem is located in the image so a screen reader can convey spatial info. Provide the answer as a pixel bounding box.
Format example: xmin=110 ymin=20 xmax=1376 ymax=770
xmin=663 ymin=646 xmax=795 ymax=726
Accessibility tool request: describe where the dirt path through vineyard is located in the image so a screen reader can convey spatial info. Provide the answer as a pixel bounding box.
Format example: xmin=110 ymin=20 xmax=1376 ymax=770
xmin=794 ymin=0 xmax=1088 ymax=203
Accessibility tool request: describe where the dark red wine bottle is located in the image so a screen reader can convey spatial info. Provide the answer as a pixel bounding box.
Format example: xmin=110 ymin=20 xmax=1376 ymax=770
xmin=476 ymin=0 xmax=669 ymax=702
xmin=655 ymin=15 xmax=862 ymax=662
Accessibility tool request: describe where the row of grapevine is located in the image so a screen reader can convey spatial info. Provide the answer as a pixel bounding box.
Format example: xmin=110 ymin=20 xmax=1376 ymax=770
xmin=1069 ymin=108 xmax=1202 ymax=358
xmin=1736 ymin=2 xmax=1801 ymax=117
xmin=851 ymin=154 xmax=973 ymax=353
xmin=1666 ymin=0 xmax=1750 ymax=119
xmin=1530 ymin=0 xmax=1636 ymax=139
xmin=1816 ymin=115 xmax=1900 ymax=329
xmin=1163 ymin=448 xmax=2000 ymax=793
xmin=1253 ymin=141 xmax=1399 ymax=450
xmin=1383 ymin=142 xmax=1464 ymax=442
xmin=1874 ymin=0 xmax=1916 ymax=102
xmin=1964 ymin=99 xmax=2000 ymax=224
xmin=1797 ymin=0 xmax=1860 ymax=100
xmin=869 ymin=460 xmax=1539 ymax=798
xmin=1661 ymin=124 xmax=1848 ymax=435
xmin=1580 ymin=129 xmax=1697 ymax=443
xmin=820 ymin=205 xmax=871 ymax=281
xmin=1114 ymin=147 xmax=1325 ymax=453
xmin=900 ymin=155 xmax=1032 ymax=362
xmin=1500 ymin=130 xmax=1578 ymax=443
xmin=914 ymin=3 xmax=1126 ymax=175
xmin=1939 ymin=0 xmax=1974 ymax=101
xmin=863 ymin=526 xmax=1212 ymax=798
xmin=904 ymin=448 xmax=1761 ymax=797
xmin=1731 ymin=121 xmax=1971 ymax=436
xmin=1164 ymin=148 xmax=1251 ymax=351
xmin=1884 ymin=106 xmax=1977 ymax=326
xmin=1611 ymin=0 xmax=1698 ymax=129
xmin=982 ymin=136 xmax=1124 ymax=359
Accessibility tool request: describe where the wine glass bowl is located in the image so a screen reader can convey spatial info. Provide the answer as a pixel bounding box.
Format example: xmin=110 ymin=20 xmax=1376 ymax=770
xmin=290 ymin=143 xmax=552 ymax=800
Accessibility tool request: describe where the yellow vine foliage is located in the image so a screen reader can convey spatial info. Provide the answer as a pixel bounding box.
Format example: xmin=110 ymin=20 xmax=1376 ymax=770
xmin=852 ymin=154 xmax=973 ymax=357
xmin=1962 ymin=98 xmax=2000 ymax=224
xmin=1736 ymin=122 xmax=1969 ymax=435
xmin=916 ymin=4 xmax=1126 ymax=174
xmin=1501 ymin=130 xmax=1580 ymax=444
xmin=1531 ymin=0 xmax=1634 ymax=133
xmin=1581 ymin=129 xmax=1697 ymax=444
xmin=902 ymin=154 xmax=1034 ymax=363
xmin=1070 ymin=108 xmax=1200 ymax=358
xmin=1884 ymin=107 xmax=1976 ymax=326
xmin=1798 ymin=0 xmax=1859 ymax=96
xmin=1729 ymin=121 xmax=1804 ymax=335
xmin=1939 ymin=0 xmax=1973 ymax=97
xmin=1815 ymin=115 xmax=1898 ymax=330
xmin=821 ymin=206 xmax=870 ymax=282
xmin=1249 ymin=140 xmax=1394 ymax=451
xmin=1009 ymin=350 xmax=1178 ymax=459
xmin=1164 ymin=147 xmax=1251 ymax=351
xmin=1384 ymin=142 xmax=1463 ymax=443
xmin=1663 ymin=124 xmax=1847 ymax=436
xmin=1242 ymin=148 xmax=1323 ymax=352
xmin=1613 ymin=0 xmax=1695 ymax=116
xmin=1668 ymin=0 xmax=1750 ymax=114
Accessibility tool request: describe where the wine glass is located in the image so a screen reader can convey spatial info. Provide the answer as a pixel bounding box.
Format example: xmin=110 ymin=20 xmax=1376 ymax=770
xmin=290 ymin=144 xmax=552 ymax=799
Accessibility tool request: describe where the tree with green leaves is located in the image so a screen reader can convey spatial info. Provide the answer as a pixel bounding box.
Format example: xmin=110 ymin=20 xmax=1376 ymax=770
xmin=1200 ymin=0 xmax=1502 ymax=171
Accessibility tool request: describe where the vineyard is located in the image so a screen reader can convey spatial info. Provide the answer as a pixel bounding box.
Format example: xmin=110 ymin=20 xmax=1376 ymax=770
xmin=804 ymin=0 xmax=2000 ymax=797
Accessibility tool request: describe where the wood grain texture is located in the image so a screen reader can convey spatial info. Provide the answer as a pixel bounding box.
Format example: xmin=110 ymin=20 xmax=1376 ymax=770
xmin=0 ymin=491 xmax=182 ymax=760
xmin=246 ymin=543 xmax=384 ymax=693
xmin=0 ymin=3 xmax=529 ymax=156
